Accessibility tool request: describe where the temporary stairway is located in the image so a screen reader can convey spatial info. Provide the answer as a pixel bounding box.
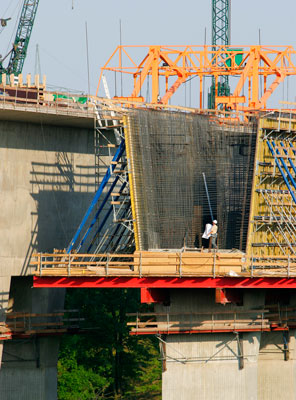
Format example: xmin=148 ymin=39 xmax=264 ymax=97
xmin=67 ymin=101 xmax=134 ymax=255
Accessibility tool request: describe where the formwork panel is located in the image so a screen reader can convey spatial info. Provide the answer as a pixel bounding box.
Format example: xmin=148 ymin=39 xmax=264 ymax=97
xmin=126 ymin=109 xmax=257 ymax=251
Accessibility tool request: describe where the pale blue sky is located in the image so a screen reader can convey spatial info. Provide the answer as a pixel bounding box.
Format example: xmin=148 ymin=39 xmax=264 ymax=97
xmin=0 ymin=0 xmax=295 ymax=107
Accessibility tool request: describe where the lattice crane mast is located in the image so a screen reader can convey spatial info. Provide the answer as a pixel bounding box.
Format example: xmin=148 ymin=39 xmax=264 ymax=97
xmin=0 ymin=0 xmax=40 ymax=76
xmin=208 ymin=0 xmax=231 ymax=109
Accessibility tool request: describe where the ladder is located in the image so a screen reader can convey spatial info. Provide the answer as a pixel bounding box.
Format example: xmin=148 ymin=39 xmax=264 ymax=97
xmin=67 ymin=101 xmax=134 ymax=255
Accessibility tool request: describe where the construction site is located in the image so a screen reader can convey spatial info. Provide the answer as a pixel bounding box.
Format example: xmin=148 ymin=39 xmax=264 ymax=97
xmin=2 ymin=0 xmax=296 ymax=399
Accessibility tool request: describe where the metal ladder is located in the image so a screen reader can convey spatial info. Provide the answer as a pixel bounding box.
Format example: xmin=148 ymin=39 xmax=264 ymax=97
xmin=66 ymin=101 xmax=134 ymax=255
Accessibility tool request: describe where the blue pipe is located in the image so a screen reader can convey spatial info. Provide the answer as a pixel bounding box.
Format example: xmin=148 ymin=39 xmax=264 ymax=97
xmin=280 ymin=142 xmax=296 ymax=176
xmin=66 ymin=140 xmax=125 ymax=253
xmin=271 ymin=140 xmax=296 ymax=191
xmin=75 ymin=172 xmax=122 ymax=253
xmin=103 ymin=202 xmax=131 ymax=253
xmin=289 ymin=141 xmax=296 ymax=156
xmin=87 ymin=181 xmax=128 ymax=253
xmin=87 ymin=206 xmax=113 ymax=253
xmin=266 ymin=140 xmax=296 ymax=204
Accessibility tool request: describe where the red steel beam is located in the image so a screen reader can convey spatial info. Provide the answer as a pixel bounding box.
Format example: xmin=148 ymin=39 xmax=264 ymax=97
xmin=33 ymin=276 xmax=296 ymax=289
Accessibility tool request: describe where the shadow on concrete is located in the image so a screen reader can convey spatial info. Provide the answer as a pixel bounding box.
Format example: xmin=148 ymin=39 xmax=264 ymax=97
xmin=21 ymin=155 xmax=97 ymax=275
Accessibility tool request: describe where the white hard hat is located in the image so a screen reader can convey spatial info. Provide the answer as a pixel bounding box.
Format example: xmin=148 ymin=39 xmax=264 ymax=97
xmin=213 ymin=220 xmax=217 ymax=224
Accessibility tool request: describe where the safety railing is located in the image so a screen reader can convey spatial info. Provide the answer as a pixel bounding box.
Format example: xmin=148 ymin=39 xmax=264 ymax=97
xmin=31 ymin=251 xmax=296 ymax=278
xmin=0 ymin=310 xmax=84 ymax=340
xmin=0 ymin=84 xmax=96 ymax=118
xmin=127 ymin=309 xmax=271 ymax=335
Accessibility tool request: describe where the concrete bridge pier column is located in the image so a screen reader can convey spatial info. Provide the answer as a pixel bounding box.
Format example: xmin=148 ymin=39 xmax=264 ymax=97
xmin=0 ymin=276 xmax=65 ymax=400
xmin=159 ymin=289 xmax=265 ymax=400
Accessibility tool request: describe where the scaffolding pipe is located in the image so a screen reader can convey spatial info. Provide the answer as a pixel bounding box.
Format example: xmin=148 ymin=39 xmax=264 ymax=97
xmin=266 ymin=140 xmax=296 ymax=204
xmin=66 ymin=140 xmax=125 ymax=253
xmin=202 ymin=172 xmax=214 ymax=221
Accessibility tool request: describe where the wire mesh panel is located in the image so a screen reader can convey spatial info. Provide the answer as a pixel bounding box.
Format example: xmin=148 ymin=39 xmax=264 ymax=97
xmin=127 ymin=109 xmax=257 ymax=250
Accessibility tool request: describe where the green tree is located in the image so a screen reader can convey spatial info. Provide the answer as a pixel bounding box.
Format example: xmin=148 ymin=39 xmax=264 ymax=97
xmin=58 ymin=288 xmax=161 ymax=399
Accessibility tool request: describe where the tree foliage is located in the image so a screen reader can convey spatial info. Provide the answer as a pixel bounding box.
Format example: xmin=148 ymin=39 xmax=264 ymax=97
xmin=58 ymin=288 xmax=161 ymax=399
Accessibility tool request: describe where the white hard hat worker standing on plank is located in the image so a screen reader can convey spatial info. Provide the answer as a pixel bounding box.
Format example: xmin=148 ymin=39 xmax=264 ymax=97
xmin=208 ymin=220 xmax=218 ymax=251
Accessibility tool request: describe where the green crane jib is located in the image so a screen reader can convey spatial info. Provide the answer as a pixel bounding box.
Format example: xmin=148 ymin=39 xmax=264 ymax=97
xmin=208 ymin=0 xmax=231 ymax=109
xmin=0 ymin=0 xmax=40 ymax=77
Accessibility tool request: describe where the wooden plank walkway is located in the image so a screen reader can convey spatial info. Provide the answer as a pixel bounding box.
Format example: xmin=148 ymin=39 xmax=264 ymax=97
xmin=30 ymin=251 xmax=296 ymax=278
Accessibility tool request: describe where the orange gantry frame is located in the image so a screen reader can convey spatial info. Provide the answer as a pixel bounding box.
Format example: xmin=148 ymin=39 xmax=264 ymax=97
xmin=96 ymin=45 xmax=296 ymax=111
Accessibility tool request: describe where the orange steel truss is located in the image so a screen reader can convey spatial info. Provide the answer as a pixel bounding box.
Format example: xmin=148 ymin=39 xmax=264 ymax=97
xmin=96 ymin=45 xmax=296 ymax=111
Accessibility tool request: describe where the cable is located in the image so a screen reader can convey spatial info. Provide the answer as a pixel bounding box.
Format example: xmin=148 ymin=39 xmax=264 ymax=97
xmin=5 ymin=0 xmax=23 ymax=56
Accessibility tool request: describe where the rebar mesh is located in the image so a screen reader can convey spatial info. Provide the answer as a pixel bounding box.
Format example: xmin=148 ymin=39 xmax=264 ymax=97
xmin=127 ymin=109 xmax=257 ymax=250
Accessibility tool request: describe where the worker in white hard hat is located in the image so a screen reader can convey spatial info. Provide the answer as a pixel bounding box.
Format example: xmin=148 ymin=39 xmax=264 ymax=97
xmin=209 ymin=220 xmax=218 ymax=251
xmin=201 ymin=222 xmax=212 ymax=251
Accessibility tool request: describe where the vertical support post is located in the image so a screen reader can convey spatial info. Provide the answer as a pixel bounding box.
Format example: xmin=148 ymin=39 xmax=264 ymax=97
xmin=200 ymin=75 xmax=203 ymax=109
xmin=166 ymin=312 xmax=170 ymax=333
xmin=248 ymin=77 xmax=251 ymax=105
xmin=161 ymin=341 xmax=167 ymax=372
xmin=106 ymin=253 xmax=110 ymax=276
xmin=251 ymin=48 xmax=259 ymax=107
xmin=67 ymin=255 xmax=71 ymax=277
xmin=151 ymin=47 xmax=160 ymax=103
xmin=251 ymin=248 xmax=254 ymax=277
xmin=179 ymin=250 xmax=183 ymax=278
xmin=40 ymin=253 xmax=43 ymax=276
xmin=139 ymin=251 xmax=142 ymax=278
xmin=237 ymin=332 xmax=244 ymax=370
xmin=283 ymin=331 xmax=290 ymax=361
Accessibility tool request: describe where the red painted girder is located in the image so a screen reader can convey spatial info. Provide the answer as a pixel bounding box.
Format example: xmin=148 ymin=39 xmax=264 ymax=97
xmin=33 ymin=276 xmax=296 ymax=289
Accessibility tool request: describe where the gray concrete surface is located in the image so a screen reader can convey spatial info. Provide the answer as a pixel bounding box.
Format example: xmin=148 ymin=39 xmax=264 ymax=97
xmin=0 ymin=111 xmax=95 ymax=399
xmin=159 ymin=289 xmax=296 ymax=400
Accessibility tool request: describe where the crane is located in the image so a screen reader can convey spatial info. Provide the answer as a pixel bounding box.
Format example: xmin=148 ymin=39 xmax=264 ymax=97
xmin=208 ymin=0 xmax=231 ymax=109
xmin=0 ymin=0 xmax=40 ymax=77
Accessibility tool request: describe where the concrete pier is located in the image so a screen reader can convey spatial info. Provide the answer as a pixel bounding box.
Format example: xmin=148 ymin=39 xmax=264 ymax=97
xmin=0 ymin=106 xmax=95 ymax=399
xmin=158 ymin=289 xmax=296 ymax=400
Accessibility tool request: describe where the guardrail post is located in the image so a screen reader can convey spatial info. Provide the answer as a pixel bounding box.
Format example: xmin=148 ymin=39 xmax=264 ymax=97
xmin=213 ymin=251 xmax=216 ymax=278
xmin=167 ymin=312 xmax=170 ymax=333
xmin=106 ymin=254 xmax=110 ymax=276
xmin=179 ymin=250 xmax=183 ymax=278
xmin=40 ymin=253 xmax=43 ymax=276
xmin=139 ymin=252 xmax=142 ymax=278
xmin=288 ymin=255 xmax=290 ymax=278
xmin=67 ymin=255 xmax=71 ymax=277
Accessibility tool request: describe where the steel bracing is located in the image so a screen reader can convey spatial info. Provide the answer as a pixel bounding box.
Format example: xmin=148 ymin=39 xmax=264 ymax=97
xmin=247 ymin=112 xmax=296 ymax=262
xmin=97 ymin=45 xmax=296 ymax=111
xmin=66 ymin=102 xmax=134 ymax=256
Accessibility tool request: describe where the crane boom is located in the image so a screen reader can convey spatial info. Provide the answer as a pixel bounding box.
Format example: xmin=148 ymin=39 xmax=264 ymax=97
xmin=5 ymin=0 xmax=40 ymax=76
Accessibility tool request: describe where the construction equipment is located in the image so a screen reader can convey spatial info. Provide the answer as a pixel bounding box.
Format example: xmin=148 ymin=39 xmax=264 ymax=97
xmin=0 ymin=0 xmax=40 ymax=76
xmin=97 ymin=45 xmax=296 ymax=111
xmin=208 ymin=0 xmax=231 ymax=108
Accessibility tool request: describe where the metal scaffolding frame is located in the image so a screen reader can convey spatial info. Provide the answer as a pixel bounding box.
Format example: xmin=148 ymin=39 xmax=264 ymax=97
xmin=66 ymin=102 xmax=134 ymax=255
xmin=247 ymin=113 xmax=296 ymax=258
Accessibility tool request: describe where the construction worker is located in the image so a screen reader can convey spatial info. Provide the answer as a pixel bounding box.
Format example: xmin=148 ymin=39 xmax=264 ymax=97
xmin=209 ymin=220 xmax=218 ymax=250
xmin=201 ymin=222 xmax=212 ymax=251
